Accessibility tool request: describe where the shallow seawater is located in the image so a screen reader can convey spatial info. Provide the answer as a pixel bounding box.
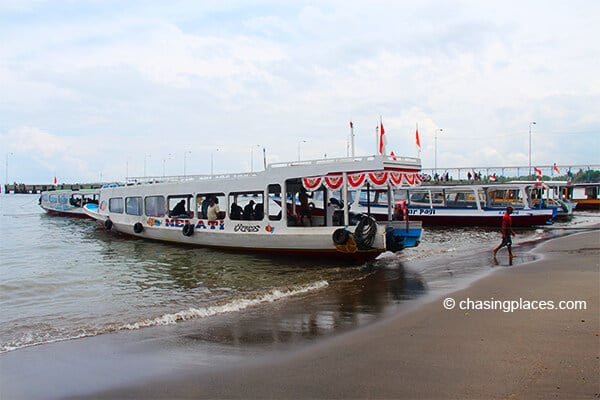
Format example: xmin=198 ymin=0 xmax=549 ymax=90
xmin=0 ymin=194 xmax=596 ymax=353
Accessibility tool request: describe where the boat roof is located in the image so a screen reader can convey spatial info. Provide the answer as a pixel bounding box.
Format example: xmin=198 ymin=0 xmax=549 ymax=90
xmin=126 ymin=154 xmax=421 ymax=186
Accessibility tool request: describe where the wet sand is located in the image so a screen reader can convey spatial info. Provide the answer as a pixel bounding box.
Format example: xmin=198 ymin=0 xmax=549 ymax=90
xmin=1 ymin=228 xmax=598 ymax=399
xmin=68 ymin=229 xmax=599 ymax=399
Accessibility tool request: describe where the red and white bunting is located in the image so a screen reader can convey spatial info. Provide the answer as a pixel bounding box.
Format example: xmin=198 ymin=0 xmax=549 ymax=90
xmin=347 ymin=173 xmax=367 ymax=188
xmin=302 ymin=171 xmax=421 ymax=191
xmin=324 ymin=174 xmax=343 ymax=190
xmin=302 ymin=176 xmax=322 ymax=191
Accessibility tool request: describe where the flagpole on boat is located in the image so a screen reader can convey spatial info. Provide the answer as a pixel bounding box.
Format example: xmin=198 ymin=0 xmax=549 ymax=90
xmin=349 ymin=121 xmax=355 ymax=157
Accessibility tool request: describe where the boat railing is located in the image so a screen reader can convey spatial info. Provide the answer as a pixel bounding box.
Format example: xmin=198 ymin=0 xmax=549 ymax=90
xmin=125 ymin=171 xmax=262 ymax=185
xmin=268 ymin=154 xmax=420 ymax=170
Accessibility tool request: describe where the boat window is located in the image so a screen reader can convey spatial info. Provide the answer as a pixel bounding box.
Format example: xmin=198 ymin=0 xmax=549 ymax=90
xmin=228 ymin=191 xmax=264 ymax=221
xmin=145 ymin=196 xmax=165 ymax=217
xmin=489 ymin=189 xmax=523 ymax=208
xmin=126 ymin=197 xmax=143 ymax=216
xmin=70 ymin=194 xmax=83 ymax=207
xmin=59 ymin=194 xmax=69 ymax=204
xmin=167 ymin=195 xmax=193 ymax=218
xmin=109 ymin=197 xmax=124 ymax=213
xmin=267 ymin=184 xmax=282 ymax=221
xmin=285 ymin=178 xmax=327 ymax=227
xmin=47 ymin=194 xmax=56 ymax=203
xmin=196 ymin=193 xmax=226 ymax=220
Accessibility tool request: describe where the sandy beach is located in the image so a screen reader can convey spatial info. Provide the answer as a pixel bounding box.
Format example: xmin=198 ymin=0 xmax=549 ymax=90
xmin=60 ymin=229 xmax=598 ymax=400
xmin=1 ymin=228 xmax=598 ymax=400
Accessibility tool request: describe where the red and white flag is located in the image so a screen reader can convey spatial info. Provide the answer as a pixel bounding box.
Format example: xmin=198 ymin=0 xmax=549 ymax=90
xmin=53 ymin=176 xmax=57 ymax=186
xmin=490 ymin=173 xmax=497 ymax=182
xmin=378 ymin=119 xmax=387 ymax=154
xmin=349 ymin=121 xmax=353 ymax=129
xmin=390 ymin=151 xmax=397 ymax=160
xmin=534 ymin=167 xmax=542 ymax=181
xmin=553 ymin=163 xmax=560 ymax=174
xmin=415 ymin=124 xmax=421 ymax=155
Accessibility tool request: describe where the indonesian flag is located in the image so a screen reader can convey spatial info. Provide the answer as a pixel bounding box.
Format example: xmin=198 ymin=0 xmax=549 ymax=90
xmin=378 ymin=120 xmax=387 ymax=154
xmin=534 ymin=167 xmax=542 ymax=181
xmin=349 ymin=121 xmax=353 ymax=129
xmin=415 ymin=125 xmax=421 ymax=155
xmin=390 ymin=151 xmax=397 ymax=160
xmin=553 ymin=163 xmax=560 ymax=174
xmin=490 ymin=173 xmax=497 ymax=182
xmin=53 ymin=176 xmax=57 ymax=185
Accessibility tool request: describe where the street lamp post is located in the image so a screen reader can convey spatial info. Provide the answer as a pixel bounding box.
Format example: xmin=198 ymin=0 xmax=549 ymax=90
xmin=5 ymin=152 xmax=13 ymax=188
xmin=435 ymin=129 xmax=443 ymax=172
xmin=143 ymin=154 xmax=151 ymax=177
xmin=210 ymin=149 xmax=219 ymax=177
xmin=183 ymin=151 xmax=191 ymax=177
xmin=528 ymin=121 xmax=536 ymax=178
xmin=298 ymin=140 xmax=306 ymax=161
xmin=163 ymin=153 xmax=172 ymax=177
xmin=251 ymin=144 xmax=261 ymax=172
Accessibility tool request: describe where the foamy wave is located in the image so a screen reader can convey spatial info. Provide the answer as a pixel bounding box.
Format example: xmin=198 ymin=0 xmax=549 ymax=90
xmin=122 ymin=280 xmax=329 ymax=330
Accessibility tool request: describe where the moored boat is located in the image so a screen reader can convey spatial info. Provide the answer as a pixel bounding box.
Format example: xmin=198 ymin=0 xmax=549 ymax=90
xmin=39 ymin=189 xmax=100 ymax=218
xmin=353 ymin=182 xmax=556 ymax=227
xmin=83 ymin=155 xmax=423 ymax=262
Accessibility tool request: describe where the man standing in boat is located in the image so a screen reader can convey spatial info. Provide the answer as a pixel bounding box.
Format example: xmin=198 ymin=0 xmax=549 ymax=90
xmin=493 ymin=206 xmax=516 ymax=265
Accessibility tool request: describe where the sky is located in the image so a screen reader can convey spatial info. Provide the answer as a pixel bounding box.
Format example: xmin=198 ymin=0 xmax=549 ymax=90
xmin=1 ymin=0 xmax=599 ymax=184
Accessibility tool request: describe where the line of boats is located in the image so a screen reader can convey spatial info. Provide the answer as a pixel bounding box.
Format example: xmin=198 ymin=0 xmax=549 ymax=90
xmin=38 ymin=154 xmax=599 ymax=262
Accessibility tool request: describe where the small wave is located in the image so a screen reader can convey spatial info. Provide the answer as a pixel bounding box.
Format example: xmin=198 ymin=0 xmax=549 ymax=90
xmin=0 ymin=281 xmax=329 ymax=353
xmin=122 ymin=280 xmax=329 ymax=330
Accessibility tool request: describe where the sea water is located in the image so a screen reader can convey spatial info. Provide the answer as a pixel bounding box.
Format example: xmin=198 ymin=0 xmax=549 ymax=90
xmin=0 ymin=194 xmax=594 ymax=353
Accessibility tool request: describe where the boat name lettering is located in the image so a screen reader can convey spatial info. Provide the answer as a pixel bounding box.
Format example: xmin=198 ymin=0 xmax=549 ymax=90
xmin=165 ymin=219 xmax=224 ymax=230
xmin=408 ymin=209 xmax=436 ymax=215
xmin=234 ymin=224 xmax=260 ymax=233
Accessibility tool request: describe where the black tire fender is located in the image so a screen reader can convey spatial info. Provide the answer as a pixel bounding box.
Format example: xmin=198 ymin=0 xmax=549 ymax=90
xmin=182 ymin=223 xmax=194 ymax=237
xmin=332 ymin=228 xmax=350 ymax=245
xmin=104 ymin=218 xmax=113 ymax=230
xmin=133 ymin=222 xmax=144 ymax=234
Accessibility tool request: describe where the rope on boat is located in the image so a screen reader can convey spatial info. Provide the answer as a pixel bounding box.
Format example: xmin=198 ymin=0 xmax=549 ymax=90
xmin=354 ymin=214 xmax=377 ymax=249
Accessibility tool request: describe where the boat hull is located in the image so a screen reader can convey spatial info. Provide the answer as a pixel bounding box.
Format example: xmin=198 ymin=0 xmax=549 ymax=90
xmin=365 ymin=206 xmax=555 ymax=227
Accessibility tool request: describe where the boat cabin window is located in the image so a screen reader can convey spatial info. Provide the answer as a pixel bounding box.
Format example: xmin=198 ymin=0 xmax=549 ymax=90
xmin=285 ymin=178 xmax=329 ymax=227
xmin=167 ymin=195 xmax=193 ymax=218
xmin=489 ymin=189 xmax=523 ymax=208
xmin=268 ymin=184 xmax=282 ymax=221
xmin=145 ymin=196 xmax=166 ymax=217
xmin=59 ymin=194 xmax=69 ymax=205
xmin=125 ymin=197 xmax=143 ymax=216
xmin=48 ymin=194 xmax=57 ymax=203
xmin=445 ymin=191 xmax=480 ymax=208
xmin=195 ymin=193 xmax=226 ymax=220
xmin=69 ymin=194 xmax=83 ymax=207
xmin=109 ymin=197 xmax=124 ymax=213
xmin=228 ymin=191 xmax=264 ymax=221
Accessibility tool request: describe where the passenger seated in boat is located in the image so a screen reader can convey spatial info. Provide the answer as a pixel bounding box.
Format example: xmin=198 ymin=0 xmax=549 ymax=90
xmin=299 ymin=189 xmax=312 ymax=226
xmin=207 ymin=197 xmax=220 ymax=222
xmin=253 ymin=203 xmax=264 ymax=220
xmin=201 ymin=197 xmax=211 ymax=219
xmin=230 ymin=203 xmax=242 ymax=220
xmin=243 ymin=200 xmax=255 ymax=220
xmin=171 ymin=200 xmax=187 ymax=216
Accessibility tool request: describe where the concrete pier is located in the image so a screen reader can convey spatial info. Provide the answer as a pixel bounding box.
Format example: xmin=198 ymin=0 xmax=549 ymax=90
xmin=3 ymin=183 xmax=102 ymax=194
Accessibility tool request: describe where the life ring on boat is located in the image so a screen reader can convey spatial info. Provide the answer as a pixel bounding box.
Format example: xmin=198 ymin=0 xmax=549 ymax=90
xmin=133 ymin=222 xmax=144 ymax=234
xmin=182 ymin=223 xmax=194 ymax=237
xmin=104 ymin=218 xmax=113 ymax=230
xmin=354 ymin=214 xmax=377 ymax=249
xmin=332 ymin=228 xmax=350 ymax=245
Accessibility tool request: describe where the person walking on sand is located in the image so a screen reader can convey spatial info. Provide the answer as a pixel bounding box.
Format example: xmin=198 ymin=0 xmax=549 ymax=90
xmin=493 ymin=206 xmax=516 ymax=264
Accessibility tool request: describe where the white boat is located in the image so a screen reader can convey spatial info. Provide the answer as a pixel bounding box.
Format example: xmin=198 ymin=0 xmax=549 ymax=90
xmin=39 ymin=189 xmax=100 ymax=218
xmin=353 ymin=182 xmax=557 ymax=227
xmin=83 ymin=155 xmax=423 ymax=262
xmin=526 ymin=181 xmax=577 ymax=219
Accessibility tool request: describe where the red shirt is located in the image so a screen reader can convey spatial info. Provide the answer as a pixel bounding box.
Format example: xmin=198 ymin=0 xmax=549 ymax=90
xmin=501 ymin=212 xmax=512 ymax=237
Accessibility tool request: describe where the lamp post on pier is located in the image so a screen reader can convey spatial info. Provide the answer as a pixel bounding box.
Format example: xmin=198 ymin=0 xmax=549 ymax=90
xmin=298 ymin=140 xmax=306 ymax=161
xmin=143 ymin=154 xmax=151 ymax=177
xmin=528 ymin=121 xmax=536 ymax=178
xmin=435 ymin=128 xmax=443 ymax=172
xmin=251 ymin=144 xmax=261 ymax=172
xmin=183 ymin=151 xmax=191 ymax=177
xmin=5 ymin=152 xmax=13 ymax=188
xmin=211 ymin=148 xmax=219 ymax=177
